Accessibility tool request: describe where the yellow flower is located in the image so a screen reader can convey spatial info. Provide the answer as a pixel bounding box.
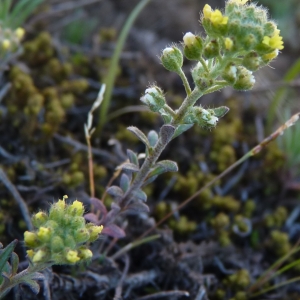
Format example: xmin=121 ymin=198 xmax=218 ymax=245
xmin=79 ymin=248 xmax=93 ymax=259
xmin=33 ymin=249 xmax=46 ymax=263
xmin=69 ymin=200 xmax=84 ymax=215
xmin=56 ymin=199 xmax=66 ymax=210
xmin=225 ymin=38 xmax=233 ymax=50
xmin=37 ymin=227 xmax=51 ymax=241
xmin=24 ymin=231 xmax=38 ymax=247
xmin=66 ymin=250 xmax=80 ymax=263
xmin=203 ymin=4 xmax=228 ymax=26
xmin=262 ymin=49 xmax=279 ymax=61
xmin=15 ymin=27 xmax=25 ymax=40
xmin=26 ymin=250 xmax=35 ymax=259
xmin=262 ymin=29 xmax=284 ymax=50
xmin=203 ymin=4 xmax=212 ymax=19
xmin=2 ymin=39 xmax=10 ymax=50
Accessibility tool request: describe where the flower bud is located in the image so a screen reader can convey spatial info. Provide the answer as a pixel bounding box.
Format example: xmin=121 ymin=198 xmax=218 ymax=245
xmin=32 ymin=212 xmax=48 ymax=227
xmin=233 ymin=66 xmax=255 ymax=90
xmin=79 ymin=248 xmax=93 ymax=260
xmin=33 ymin=249 xmax=47 ymax=263
xmin=2 ymin=40 xmax=10 ymax=50
xmin=67 ymin=200 xmax=84 ymax=216
xmin=74 ymin=228 xmax=90 ymax=243
xmin=191 ymin=107 xmax=219 ymax=129
xmin=141 ymin=86 xmax=166 ymax=112
xmin=204 ymin=40 xmax=219 ymax=59
xmin=161 ymin=46 xmax=183 ymax=73
xmin=24 ymin=231 xmax=39 ymax=247
xmin=262 ymin=49 xmax=278 ymax=64
xmin=183 ymin=32 xmax=203 ymax=60
xmin=242 ymin=51 xmax=262 ymax=71
xmin=15 ymin=28 xmax=25 ymax=40
xmin=88 ymin=225 xmax=104 ymax=242
xmin=65 ymin=250 xmax=80 ymax=263
xmin=37 ymin=227 xmax=52 ymax=242
xmin=222 ymin=63 xmax=237 ymax=84
xmin=51 ymin=236 xmax=65 ymax=252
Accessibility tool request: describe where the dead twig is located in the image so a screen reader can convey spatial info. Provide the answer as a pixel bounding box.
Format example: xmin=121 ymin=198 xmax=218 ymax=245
xmin=113 ymin=254 xmax=130 ymax=300
xmin=0 ymin=168 xmax=33 ymax=230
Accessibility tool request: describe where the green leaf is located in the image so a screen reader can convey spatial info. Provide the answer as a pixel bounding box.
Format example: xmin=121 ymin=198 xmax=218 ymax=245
xmin=147 ymin=130 xmax=158 ymax=147
xmin=210 ymin=106 xmax=230 ymax=118
xmin=120 ymin=174 xmax=130 ymax=193
xmin=117 ymin=162 xmax=140 ymax=173
xmin=10 ymin=252 xmax=19 ymax=276
xmin=0 ymin=240 xmax=17 ymax=284
xmin=127 ymin=126 xmax=150 ymax=148
xmin=160 ymin=125 xmax=175 ymax=144
xmin=127 ymin=149 xmax=139 ymax=166
xmin=148 ymin=160 xmax=178 ymax=178
xmin=172 ymin=124 xmax=194 ymax=140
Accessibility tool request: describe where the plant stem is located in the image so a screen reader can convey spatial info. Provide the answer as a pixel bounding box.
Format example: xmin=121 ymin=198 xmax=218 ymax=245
xmin=177 ymin=69 xmax=192 ymax=96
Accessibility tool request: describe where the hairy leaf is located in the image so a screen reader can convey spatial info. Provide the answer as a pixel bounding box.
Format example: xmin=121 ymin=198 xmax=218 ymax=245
xmin=147 ymin=130 xmax=158 ymax=147
xmin=160 ymin=125 xmax=175 ymax=144
xmin=90 ymin=198 xmax=107 ymax=216
xmin=127 ymin=126 xmax=150 ymax=148
xmin=132 ymin=189 xmax=147 ymax=202
xmin=10 ymin=252 xmax=19 ymax=276
xmin=142 ymin=174 xmax=158 ymax=187
xmin=102 ymin=224 xmax=126 ymax=238
xmin=106 ymin=186 xmax=124 ymax=198
xmin=172 ymin=124 xmax=194 ymax=139
xmin=117 ymin=162 xmax=139 ymax=173
xmin=148 ymin=160 xmax=178 ymax=178
xmin=120 ymin=173 xmax=130 ymax=193
xmin=0 ymin=239 xmax=17 ymax=284
xmin=126 ymin=202 xmax=149 ymax=214
xmin=23 ymin=279 xmax=40 ymax=295
xmin=127 ymin=149 xmax=139 ymax=166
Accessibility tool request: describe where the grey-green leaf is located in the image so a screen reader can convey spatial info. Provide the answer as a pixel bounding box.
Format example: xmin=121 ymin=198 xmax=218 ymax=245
xmin=0 ymin=239 xmax=17 ymax=277
xmin=161 ymin=113 xmax=172 ymax=124
xmin=117 ymin=162 xmax=140 ymax=173
xmin=132 ymin=189 xmax=147 ymax=202
xmin=126 ymin=202 xmax=149 ymax=214
xmin=127 ymin=126 xmax=150 ymax=148
xmin=160 ymin=125 xmax=175 ymax=144
xmin=120 ymin=174 xmax=130 ymax=193
xmin=127 ymin=149 xmax=139 ymax=166
xmin=142 ymin=175 xmax=158 ymax=187
xmin=210 ymin=106 xmax=230 ymax=118
xmin=148 ymin=160 xmax=178 ymax=178
xmin=147 ymin=130 xmax=158 ymax=147
xmin=106 ymin=186 xmax=124 ymax=198
xmin=172 ymin=124 xmax=194 ymax=140
xmin=11 ymin=252 xmax=19 ymax=276
xmin=23 ymin=279 xmax=40 ymax=294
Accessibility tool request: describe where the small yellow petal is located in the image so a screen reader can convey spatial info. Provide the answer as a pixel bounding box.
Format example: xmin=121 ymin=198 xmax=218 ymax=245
xmin=66 ymin=250 xmax=80 ymax=263
xmin=225 ymin=38 xmax=233 ymax=50
xmin=203 ymin=4 xmax=212 ymax=18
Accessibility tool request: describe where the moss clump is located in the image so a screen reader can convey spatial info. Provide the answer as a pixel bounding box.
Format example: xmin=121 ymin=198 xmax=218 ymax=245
xmin=268 ymin=230 xmax=291 ymax=257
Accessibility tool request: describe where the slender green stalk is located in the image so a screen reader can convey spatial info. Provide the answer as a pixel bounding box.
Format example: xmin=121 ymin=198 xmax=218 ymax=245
xmin=177 ymin=69 xmax=192 ymax=96
xmin=249 ymin=276 xmax=300 ymax=298
xmin=97 ymin=0 xmax=151 ymax=132
xmin=199 ymin=57 xmax=209 ymax=73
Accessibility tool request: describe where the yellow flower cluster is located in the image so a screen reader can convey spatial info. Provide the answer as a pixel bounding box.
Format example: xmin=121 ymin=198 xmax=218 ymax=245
xmin=203 ymin=4 xmax=228 ymax=26
xmin=262 ymin=29 xmax=284 ymax=50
